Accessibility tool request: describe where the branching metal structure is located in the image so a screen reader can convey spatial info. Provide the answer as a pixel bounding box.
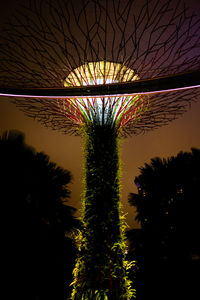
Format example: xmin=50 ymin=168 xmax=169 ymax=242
xmin=0 ymin=0 xmax=200 ymax=136
xmin=1 ymin=0 xmax=200 ymax=299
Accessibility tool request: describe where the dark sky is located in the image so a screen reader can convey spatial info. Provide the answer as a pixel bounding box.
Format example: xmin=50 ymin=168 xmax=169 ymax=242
xmin=0 ymin=0 xmax=200 ymax=229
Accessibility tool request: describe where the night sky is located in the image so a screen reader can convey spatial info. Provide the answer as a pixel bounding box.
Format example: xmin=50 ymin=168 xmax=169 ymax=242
xmin=0 ymin=0 xmax=200 ymax=229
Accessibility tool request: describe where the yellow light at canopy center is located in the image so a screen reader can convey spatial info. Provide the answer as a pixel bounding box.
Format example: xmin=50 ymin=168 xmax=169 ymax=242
xmin=63 ymin=61 xmax=141 ymax=125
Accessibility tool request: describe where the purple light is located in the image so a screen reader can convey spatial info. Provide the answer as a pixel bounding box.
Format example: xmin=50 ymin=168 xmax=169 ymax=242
xmin=135 ymin=182 xmax=140 ymax=188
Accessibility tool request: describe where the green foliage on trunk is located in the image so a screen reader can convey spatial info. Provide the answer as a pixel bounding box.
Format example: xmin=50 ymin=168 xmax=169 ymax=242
xmin=70 ymin=122 xmax=135 ymax=299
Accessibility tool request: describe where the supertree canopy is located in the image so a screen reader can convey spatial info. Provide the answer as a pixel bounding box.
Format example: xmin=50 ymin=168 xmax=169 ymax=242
xmin=1 ymin=0 xmax=200 ymax=136
xmin=0 ymin=0 xmax=200 ymax=299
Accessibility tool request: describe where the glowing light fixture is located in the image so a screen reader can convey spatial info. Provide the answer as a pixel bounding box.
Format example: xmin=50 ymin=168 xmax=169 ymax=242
xmin=63 ymin=61 xmax=145 ymax=128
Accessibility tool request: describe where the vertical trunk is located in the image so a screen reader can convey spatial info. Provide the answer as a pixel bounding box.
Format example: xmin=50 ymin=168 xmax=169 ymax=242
xmin=70 ymin=123 xmax=132 ymax=299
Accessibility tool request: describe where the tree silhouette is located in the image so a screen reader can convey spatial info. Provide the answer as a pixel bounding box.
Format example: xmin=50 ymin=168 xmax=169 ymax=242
xmin=128 ymin=149 xmax=200 ymax=300
xmin=0 ymin=130 xmax=79 ymax=300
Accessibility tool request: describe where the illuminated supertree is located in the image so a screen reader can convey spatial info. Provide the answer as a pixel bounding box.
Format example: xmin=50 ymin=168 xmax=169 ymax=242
xmin=0 ymin=0 xmax=200 ymax=299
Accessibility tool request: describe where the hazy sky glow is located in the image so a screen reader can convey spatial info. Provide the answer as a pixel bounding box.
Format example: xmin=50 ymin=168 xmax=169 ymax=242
xmin=0 ymin=0 xmax=200 ymax=229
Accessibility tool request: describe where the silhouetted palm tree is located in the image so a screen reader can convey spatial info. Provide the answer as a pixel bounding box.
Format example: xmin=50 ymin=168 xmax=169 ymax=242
xmin=0 ymin=130 xmax=80 ymax=300
xmin=128 ymin=149 xmax=200 ymax=300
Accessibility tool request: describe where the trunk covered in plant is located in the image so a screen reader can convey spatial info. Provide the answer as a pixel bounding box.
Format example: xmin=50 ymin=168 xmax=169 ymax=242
xmin=70 ymin=123 xmax=134 ymax=299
